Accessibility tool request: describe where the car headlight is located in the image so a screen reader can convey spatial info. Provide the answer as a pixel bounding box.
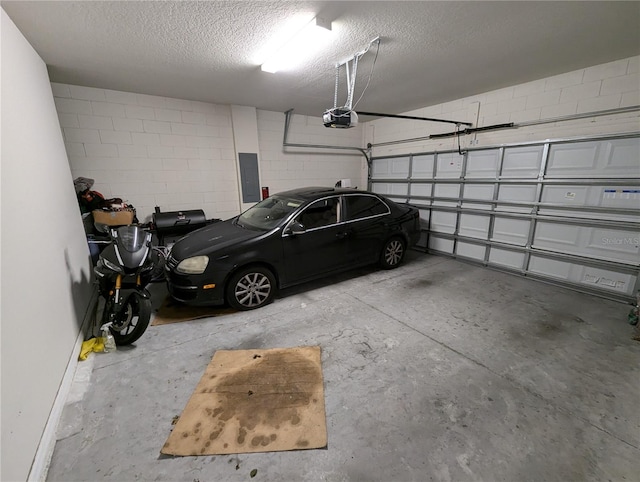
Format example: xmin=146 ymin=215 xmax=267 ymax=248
xmin=176 ymin=255 xmax=209 ymax=275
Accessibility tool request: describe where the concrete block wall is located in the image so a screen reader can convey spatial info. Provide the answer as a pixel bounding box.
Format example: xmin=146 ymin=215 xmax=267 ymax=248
xmin=52 ymin=83 xmax=239 ymax=222
xmin=54 ymin=83 xmax=369 ymax=223
xmin=258 ymin=110 xmax=368 ymax=192
xmin=368 ymin=55 xmax=640 ymax=157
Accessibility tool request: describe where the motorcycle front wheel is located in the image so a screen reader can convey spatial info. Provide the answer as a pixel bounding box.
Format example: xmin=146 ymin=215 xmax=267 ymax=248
xmin=109 ymin=292 xmax=152 ymax=345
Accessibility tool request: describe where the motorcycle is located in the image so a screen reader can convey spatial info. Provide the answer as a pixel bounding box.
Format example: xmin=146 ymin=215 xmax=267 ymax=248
xmin=93 ymin=224 xmax=154 ymax=345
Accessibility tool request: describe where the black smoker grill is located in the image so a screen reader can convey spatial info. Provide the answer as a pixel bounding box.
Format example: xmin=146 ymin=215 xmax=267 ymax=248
xmin=153 ymin=207 xmax=208 ymax=245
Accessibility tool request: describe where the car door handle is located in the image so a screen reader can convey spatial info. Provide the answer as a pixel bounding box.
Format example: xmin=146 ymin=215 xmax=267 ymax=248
xmin=336 ymin=231 xmax=348 ymax=239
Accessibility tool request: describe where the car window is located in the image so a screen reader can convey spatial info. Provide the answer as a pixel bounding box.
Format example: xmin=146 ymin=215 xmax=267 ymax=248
xmin=344 ymin=195 xmax=389 ymax=221
xmin=237 ymin=195 xmax=304 ymax=230
xmin=295 ymin=197 xmax=340 ymax=230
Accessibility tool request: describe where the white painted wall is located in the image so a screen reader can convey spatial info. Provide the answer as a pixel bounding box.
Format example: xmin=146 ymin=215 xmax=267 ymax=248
xmin=1 ymin=10 xmax=94 ymax=481
xmin=257 ymin=110 xmax=367 ymax=192
xmin=53 ymin=84 xmax=368 ymax=224
xmin=231 ymin=105 xmax=262 ymax=212
xmin=52 ymin=83 xmax=239 ymax=222
xmin=367 ymin=56 xmax=640 ymax=158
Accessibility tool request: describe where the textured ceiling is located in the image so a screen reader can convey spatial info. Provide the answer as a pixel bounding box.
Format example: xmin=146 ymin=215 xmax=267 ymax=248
xmin=3 ymin=1 xmax=640 ymax=117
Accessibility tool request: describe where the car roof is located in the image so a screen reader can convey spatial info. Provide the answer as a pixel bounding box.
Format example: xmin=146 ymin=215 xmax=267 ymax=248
xmin=275 ymin=186 xmax=372 ymax=201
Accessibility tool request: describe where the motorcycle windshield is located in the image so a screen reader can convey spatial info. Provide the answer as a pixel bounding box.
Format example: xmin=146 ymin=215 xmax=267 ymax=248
xmin=116 ymin=225 xmax=146 ymax=252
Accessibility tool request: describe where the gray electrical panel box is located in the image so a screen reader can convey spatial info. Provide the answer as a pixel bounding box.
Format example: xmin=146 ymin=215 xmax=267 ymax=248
xmin=238 ymin=152 xmax=260 ymax=203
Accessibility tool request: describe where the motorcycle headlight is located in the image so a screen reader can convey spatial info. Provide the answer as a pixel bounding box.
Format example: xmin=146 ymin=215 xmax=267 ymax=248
xmin=176 ymin=255 xmax=209 ymax=275
xmin=103 ymin=258 xmax=123 ymax=273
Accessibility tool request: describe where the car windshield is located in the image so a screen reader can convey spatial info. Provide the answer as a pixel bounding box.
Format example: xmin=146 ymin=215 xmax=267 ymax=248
xmin=236 ymin=195 xmax=304 ymax=230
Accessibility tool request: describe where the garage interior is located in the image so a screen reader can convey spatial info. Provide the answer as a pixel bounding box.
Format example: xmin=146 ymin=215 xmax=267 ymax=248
xmin=1 ymin=1 xmax=639 ymax=481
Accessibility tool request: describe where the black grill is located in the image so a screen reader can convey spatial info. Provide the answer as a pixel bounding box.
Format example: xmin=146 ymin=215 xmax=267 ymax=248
xmin=153 ymin=207 xmax=212 ymax=245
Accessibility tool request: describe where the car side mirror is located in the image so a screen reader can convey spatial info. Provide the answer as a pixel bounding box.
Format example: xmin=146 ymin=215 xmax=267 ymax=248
xmin=287 ymin=221 xmax=306 ymax=236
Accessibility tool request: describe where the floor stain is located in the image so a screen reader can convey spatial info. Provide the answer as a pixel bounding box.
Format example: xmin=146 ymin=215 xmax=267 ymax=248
xmin=167 ymin=349 xmax=323 ymax=455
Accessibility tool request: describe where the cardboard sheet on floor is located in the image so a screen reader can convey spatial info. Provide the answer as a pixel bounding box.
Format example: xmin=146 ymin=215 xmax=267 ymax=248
xmin=151 ymin=296 xmax=236 ymax=326
xmin=161 ymin=346 xmax=327 ymax=456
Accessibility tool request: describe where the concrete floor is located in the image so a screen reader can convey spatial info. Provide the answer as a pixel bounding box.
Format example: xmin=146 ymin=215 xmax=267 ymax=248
xmin=48 ymin=252 xmax=639 ymax=481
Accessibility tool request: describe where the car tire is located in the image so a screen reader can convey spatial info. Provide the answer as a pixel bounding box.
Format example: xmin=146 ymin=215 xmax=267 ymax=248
xmin=379 ymin=236 xmax=406 ymax=269
xmin=226 ymin=266 xmax=276 ymax=310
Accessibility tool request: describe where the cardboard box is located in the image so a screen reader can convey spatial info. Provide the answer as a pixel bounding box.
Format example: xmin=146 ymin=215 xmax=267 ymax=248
xmin=92 ymin=209 xmax=134 ymax=226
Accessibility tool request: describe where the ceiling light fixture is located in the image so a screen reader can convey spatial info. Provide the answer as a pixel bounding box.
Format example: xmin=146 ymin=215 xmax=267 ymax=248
xmin=260 ymin=16 xmax=332 ymax=74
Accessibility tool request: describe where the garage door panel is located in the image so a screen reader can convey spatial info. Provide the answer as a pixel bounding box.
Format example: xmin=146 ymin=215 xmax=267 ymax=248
xmin=370 ymin=182 xmax=386 ymax=195
xmin=579 ymin=266 xmax=637 ymax=295
xmin=434 ymin=183 xmax=460 ymax=201
xmin=456 ymin=242 xmax=485 ymax=260
xmin=375 ymin=134 xmax=639 ymax=303
xmin=371 ymin=159 xmax=389 ymax=179
xmin=584 ymin=228 xmax=640 ymax=264
xmin=370 ymin=182 xmax=408 ymax=197
xmin=541 ymin=185 xmax=590 ymax=205
xmin=492 ymin=218 xmax=530 ymax=246
xmin=371 ymin=157 xmax=410 ymax=179
xmin=459 ymin=214 xmax=490 ymax=239
xmin=498 ymin=184 xmax=537 ymax=212
xmin=435 ymin=153 xmax=463 ymax=178
xmin=537 ymin=208 xmax=638 ymax=223
xmin=418 ymin=208 xmax=431 ymax=224
xmin=466 ymin=150 xmax=500 ymax=178
xmin=545 ymin=185 xmax=640 ymax=212
xmin=464 ymin=184 xmax=495 ymax=200
xmin=462 ymin=202 xmax=493 ymax=210
xmin=534 ymin=222 xmax=640 ymax=264
xmin=547 ymin=138 xmax=640 ymax=177
xmin=534 ymin=222 xmax=579 ymax=249
xmin=462 ymin=184 xmax=495 ymax=210
xmin=538 ymin=185 xmax=640 ymax=220
xmin=547 ymin=143 xmax=599 ymax=173
xmin=412 ymin=155 xmax=435 ymax=179
xmin=429 ymin=236 xmax=454 ymax=253
xmin=528 ymin=256 xmax=572 ymax=279
xmin=430 ymin=211 xmax=457 ymax=234
xmin=409 ymin=183 xmax=432 ymax=198
xmin=410 ymin=198 xmax=432 ymax=208
xmin=488 ymin=248 xmax=524 ymax=269
xmin=529 ymin=255 xmax=637 ymax=296
xmin=601 ymin=187 xmax=640 ymax=211
xmin=501 ymin=146 xmax=544 ymax=178
xmin=390 ymin=157 xmax=410 ymax=178
xmin=607 ymin=138 xmax=640 ymax=169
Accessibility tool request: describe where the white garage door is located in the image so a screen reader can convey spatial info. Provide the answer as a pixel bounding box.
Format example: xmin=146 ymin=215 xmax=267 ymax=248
xmin=370 ymin=133 xmax=640 ymax=303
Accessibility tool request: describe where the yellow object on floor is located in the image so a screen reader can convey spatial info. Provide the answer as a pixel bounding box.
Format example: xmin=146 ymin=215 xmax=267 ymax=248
xmin=79 ymin=337 xmax=105 ymax=361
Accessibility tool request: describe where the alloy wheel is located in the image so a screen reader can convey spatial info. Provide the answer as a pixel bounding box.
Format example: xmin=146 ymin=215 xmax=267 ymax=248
xmin=385 ymin=240 xmax=404 ymax=266
xmin=234 ymin=272 xmax=272 ymax=308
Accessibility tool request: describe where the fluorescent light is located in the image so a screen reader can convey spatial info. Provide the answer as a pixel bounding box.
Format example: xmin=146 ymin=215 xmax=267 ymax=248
xmin=261 ymin=16 xmax=332 ymax=74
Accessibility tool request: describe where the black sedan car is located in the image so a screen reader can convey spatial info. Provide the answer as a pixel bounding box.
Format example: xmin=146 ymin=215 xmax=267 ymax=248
xmin=166 ymin=187 xmax=421 ymax=310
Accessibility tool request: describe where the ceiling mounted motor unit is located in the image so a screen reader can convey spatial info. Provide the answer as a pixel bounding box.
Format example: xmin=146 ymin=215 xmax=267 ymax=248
xmin=323 ymin=37 xmax=379 ymax=129
xmin=323 ymin=108 xmax=359 ymax=128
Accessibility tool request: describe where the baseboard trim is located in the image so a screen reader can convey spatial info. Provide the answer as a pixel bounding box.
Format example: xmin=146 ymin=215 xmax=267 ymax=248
xmin=27 ymin=286 xmax=98 ymax=482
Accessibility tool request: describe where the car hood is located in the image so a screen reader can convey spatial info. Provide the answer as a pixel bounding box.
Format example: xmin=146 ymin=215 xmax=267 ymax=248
xmin=170 ymin=218 xmax=263 ymax=260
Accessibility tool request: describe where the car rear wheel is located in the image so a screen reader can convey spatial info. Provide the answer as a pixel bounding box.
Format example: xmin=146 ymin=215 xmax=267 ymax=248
xmin=380 ymin=237 xmax=405 ymax=269
xmin=226 ymin=266 xmax=276 ymax=310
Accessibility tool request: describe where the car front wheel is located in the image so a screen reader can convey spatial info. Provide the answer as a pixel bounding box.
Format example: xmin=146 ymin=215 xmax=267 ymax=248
xmin=380 ymin=237 xmax=405 ymax=269
xmin=226 ymin=266 xmax=276 ymax=310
